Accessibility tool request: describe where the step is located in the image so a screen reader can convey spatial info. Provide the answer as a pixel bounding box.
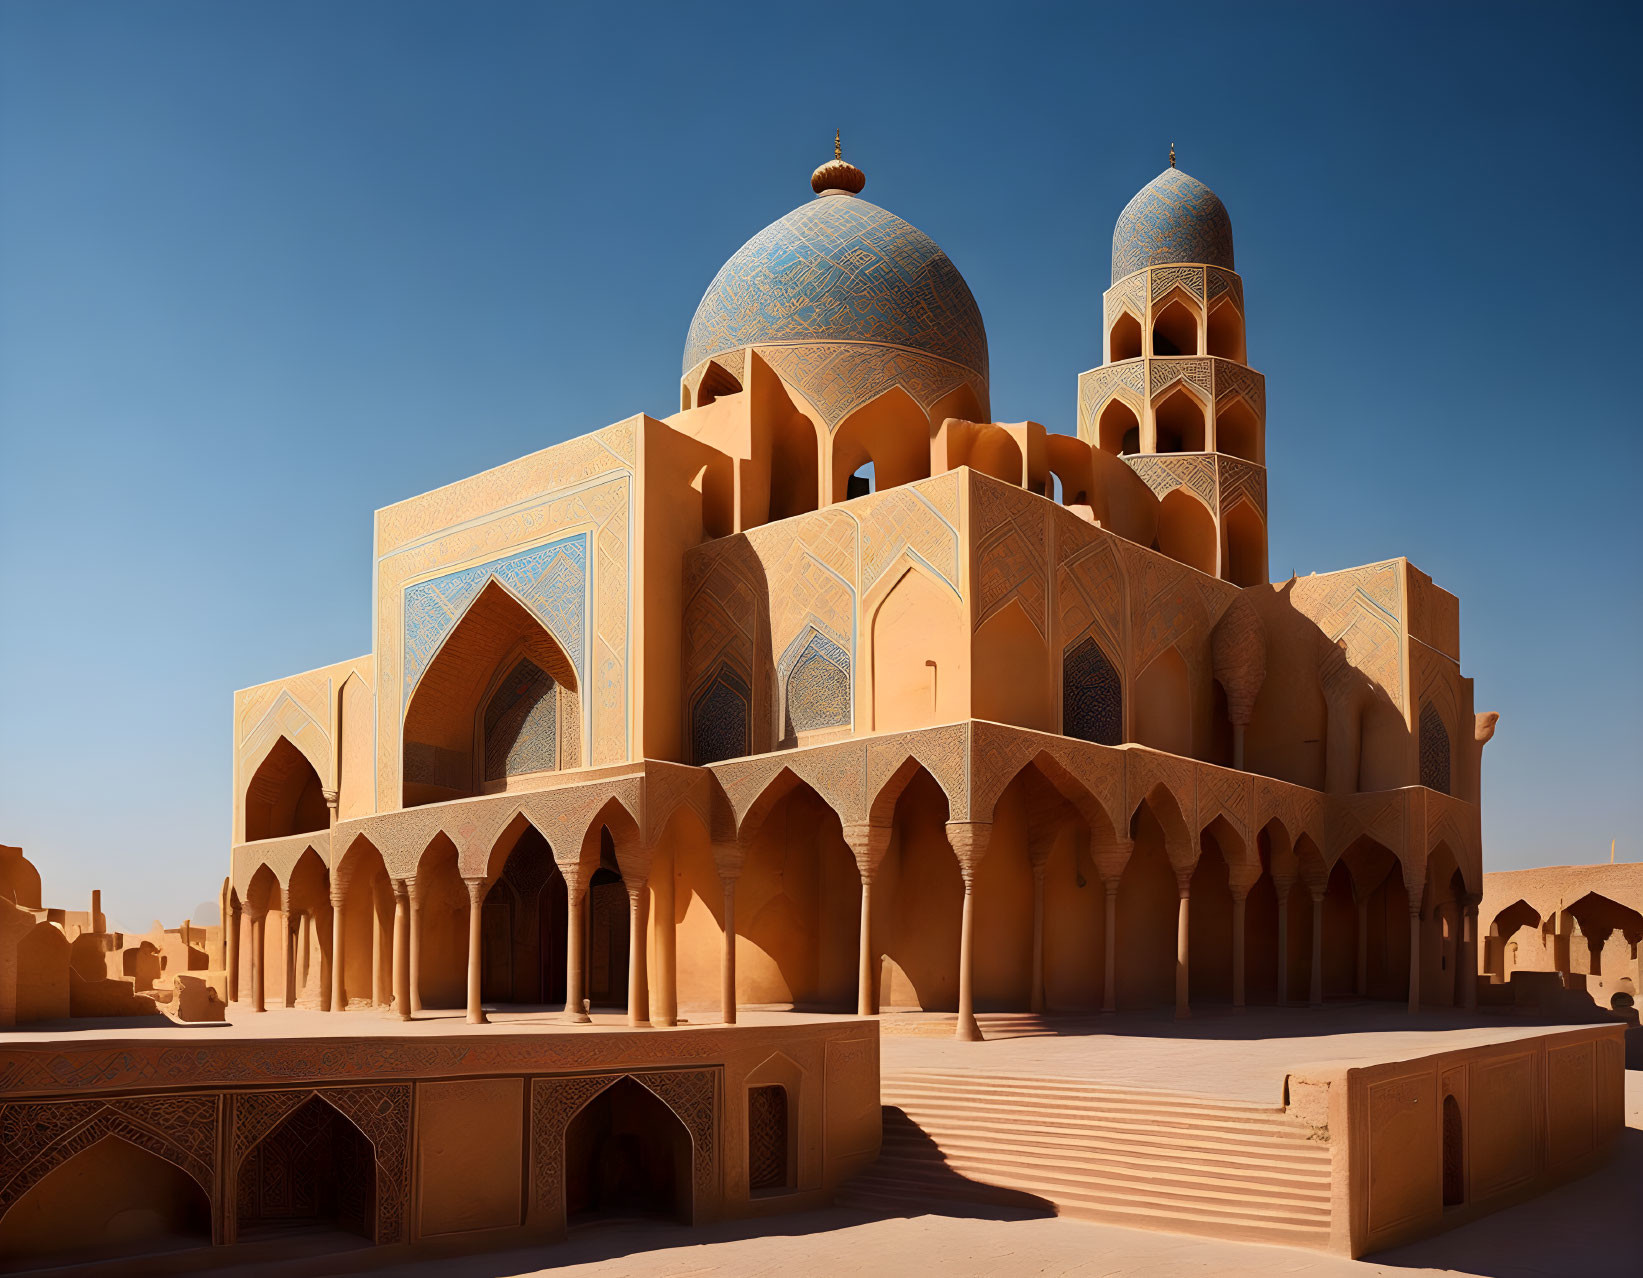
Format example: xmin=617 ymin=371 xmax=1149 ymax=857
xmin=882 ymin=1115 xmax=1328 ymax=1164
xmin=886 ymin=1100 xmax=1321 ymax=1146
xmin=880 ymin=1132 xmax=1332 ymax=1193
xmin=886 ymin=1072 xmax=1286 ymax=1114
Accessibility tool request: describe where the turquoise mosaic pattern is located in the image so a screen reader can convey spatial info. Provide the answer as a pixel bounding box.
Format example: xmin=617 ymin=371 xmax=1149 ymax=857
xmin=692 ymin=664 xmax=751 ymax=765
xmin=483 ymin=657 xmax=558 ymax=780
xmin=1112 ymin=168 xmax=1234 ymax=283
xmin=684 ymin=194 xmax=988 ymax=380
xmin=402 ymin=534 xmax=587 ymax=706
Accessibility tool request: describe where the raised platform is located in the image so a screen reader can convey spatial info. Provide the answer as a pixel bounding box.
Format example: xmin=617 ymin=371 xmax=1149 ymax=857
xmin=0 ymin=1012 xmax=880 ymax=1273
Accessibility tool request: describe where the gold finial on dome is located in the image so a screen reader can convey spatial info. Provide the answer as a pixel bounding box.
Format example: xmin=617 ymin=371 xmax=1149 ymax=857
xmin=1170 ymin=141 xmax=1176 ymax=168
xmin=812 ymin=131 xmax=866 ymax=196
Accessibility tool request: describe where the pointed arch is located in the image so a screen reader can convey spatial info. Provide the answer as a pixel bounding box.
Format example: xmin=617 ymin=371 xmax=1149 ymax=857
xmin=1156 ymin=489 xmax=1216 ymax=575
xmin=1109 ymin=310 xmax=1142 ymax=363
xmin=1151 ymin=292 xmax=1201 ymax=357
xmin=1420 ymin=701 xmax=1452 ymax=794
xmin=1215 ymin=395 xmax=1261 ymax=462
xmin=1152 ymin=384 xmax=1207 ymax=454
xmin=1096 ymin=396 xmax=1141 ymax=457
xmin=872 ymin=762 xmax=960 ymax=1011
xmin=696 ymin=358 xmax=743 ymax=408
xmin=234 ymin=1094 xmax=378 ymax=1241
xmin=1207 ymin=296 xmax=1245 ymax=361
xmin=564 ymin=1076 xmax=692 ymax=1225
xmin=244 ymin=735 xmax=328 ymax=843
xmin=690 ymin=662 xmax=752 ymax=765
xmin=1222 ymin=500 xmax=1267 ymax=587
xmin=1062 ymin=632 xmax=1123 ymax=745
xmin=1134 ymin=646 xmax=1193 ymax=757
xmin=829 ymin=386 xmax=930 ymax=503
xmin=779 ymin=628 xmax=852 ymax=740
xmin=866 ymin=560 xmax=965 ymax=733
xmin=403 ymin=579 xmax=581 ymax=807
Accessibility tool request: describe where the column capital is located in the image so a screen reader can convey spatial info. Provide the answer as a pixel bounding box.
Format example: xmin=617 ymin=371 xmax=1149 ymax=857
xmin=391 ymin=877 xmax=411 ymax=903
xmin=463 ymin=875 xmax=488 ymax=904
xmin=322 ymin=788 xmax=340 ymax=811
xmin=244 ymin=903 xmax=267 ymax=924
xmin=840 ymin=823 xmax=892 ymax=881
xmin=1090 ymin=837 xmax=1134 ymax=886
xmin=711 ymin=840 xmax=745 ymax=884
xmin=944 ymin=821 xmax=992 ymax=882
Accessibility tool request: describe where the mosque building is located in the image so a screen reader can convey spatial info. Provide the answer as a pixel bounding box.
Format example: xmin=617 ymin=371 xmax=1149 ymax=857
xmin=222 ymin=138 xmax=1493 ymax=1042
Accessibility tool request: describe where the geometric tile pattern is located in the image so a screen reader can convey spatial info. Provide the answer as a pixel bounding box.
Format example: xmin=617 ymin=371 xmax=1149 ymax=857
xmin=1112 ymin=166 xmax=1234 ymax=283
xmin=972 ymin=477 xmax=1048 ymax=636
xmin=692 ymin=665 xmax=752 ymax=766
xmin=1290 ymin=561 xmax=1406 ymax=707
xmin=1419 ymin=701 xmax=1452 ymax=795
xmin=685 ymin=194 xmax=988 ymax=381
xmin=756 ymin=341 xmax=988 ymax=431
xmin=483 ymin=657 xmax=559 ymax=781
xmin=1062 ymin=635 xmax=1123 ymax=746
xmin=782 ymin=630 xmax=852 ymax=734
xmin=401 ymin=534 xmax=587 ymax=708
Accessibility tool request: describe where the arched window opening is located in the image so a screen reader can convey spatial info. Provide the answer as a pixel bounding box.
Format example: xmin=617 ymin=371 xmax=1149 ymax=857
xmin=1442 ymin=1094 xmax=1465 ymax=1207
xmin=1097 ymin=398 xmax=1140 ymax=456
xmin=1215 ymin=398 xmax=1261 ymax=462
xmin=1156 ymin=490 xmax=1217 ymax=576
xmin=0 ymin=1136 xmax=211 ymax=1266
xmin=1151 ymin=296 xmax=1200 ymax=357
xmin=1062 ymin=635 xmax=1122 ymax=745
xmin=1420 ymin=702 xmax=1451 ymax=794
xmin=695 ymin=361 xmax=742 ymax=408
xmin=236 ymin=1097 xmax=376 ymax=1241
xmin=831 ymin=389 xmax=930 ymax=502
xmin=1134 ymin=647 xmax=1192 ymax=757
xmin=1208 ymin=299 xmax=1246 ymax=361
xmin=847 ymin=462 xmax=874 ymax=500
xmin=483 ymin=657 xmax=559 ymax=782
xmin=245 ymin=737 xmax=328 ymax=843
xmin=1109 ymin=311 xmax=1142 ymax=362
xmin=1153 ymin=388 xmax=1206 ymax=453
xmin=691 ymin=664 xmax=752 ymax=765
xmin=748 ymin=1085 xmax=791 ymax=1194
xmin=1223 ymin=502 xmax=1267 ymax=587
xmin=565 ymin=1078 xmax=691 ymax=1225
xmin=482 ymin=824 xmax=567 ymax=1006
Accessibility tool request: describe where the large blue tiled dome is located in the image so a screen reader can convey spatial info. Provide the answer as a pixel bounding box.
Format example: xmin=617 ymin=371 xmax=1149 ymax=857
xmin=683 ymin=191 xmax=988 ymax=384
xmin=1111 ymin=166 xmax=1234 ymax=283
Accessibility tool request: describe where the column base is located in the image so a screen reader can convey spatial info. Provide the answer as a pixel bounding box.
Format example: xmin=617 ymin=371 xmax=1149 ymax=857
xmin=955 ymin=1013 xmax=983 ymax=1041
xmin=466 ymin=1010 xmax=489 ymax=1026
xmin=562 ymin=1009 xmax=592 ymax=1025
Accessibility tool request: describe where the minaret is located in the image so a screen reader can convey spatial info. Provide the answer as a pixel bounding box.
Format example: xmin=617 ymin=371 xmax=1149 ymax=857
xmin=1076 ymin=150 xmax=1269 ymax=587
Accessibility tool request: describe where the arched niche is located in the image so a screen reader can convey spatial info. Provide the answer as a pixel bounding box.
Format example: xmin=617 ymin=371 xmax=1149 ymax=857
xmin=1109 ymin=311 xmax=1142 ymax=362
xmin=1062 ymin=633 xmax=1123 ymax=745
xmin=829 ymin=387 xmax=931 ymax=504
xmin=235 ymin=1096 xmax=376 ymax=1240
xmin=401 ymin=580 xmax=580 ymax=807
xmin=1207 ymin=298 xmax=1246 ymax=361
xmin=1153 ymin=386 xmax=1207 ymax=453
xmin=696 ymin=360 xmax=743 ymax=408
xmin=0 ymin=1135 xmax=211 ymax=1265
xmin=690 ymin=662 xmax=752 ymax=765
xmin=565 ymin=1078 xmax=692 ymax=1225
xmin=482 ymin=819 xmax=566 ymax=1006
xmin=1222 ymin=501 xmax=1267 ymax=587
xmin=1156 ymin=489 xmax=1217 ymax=576
xmin=973 ymin=598 xmax=1052 ymax=731
xmin=1215 ymin=397 xmax=1261 ymax=462
xmin=1133 ymin=646 xmax=1192 ymax=757
xmin=244 ymin=736 xmax=328 ymax=843
xmin=1419 ymin=702 xmax=1452 ymax=794
xmin=1097 ymin=397 xmax=1140 ymax=456
xmin=1151 ymin=294 xmax=1201 ymax=357
xmin=867 ymin=564 xmax=965 ymax=733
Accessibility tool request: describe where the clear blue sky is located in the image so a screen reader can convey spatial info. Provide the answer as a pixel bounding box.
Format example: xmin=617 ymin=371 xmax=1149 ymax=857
xmin=1 ymin=2 xmax=1638 ymax=930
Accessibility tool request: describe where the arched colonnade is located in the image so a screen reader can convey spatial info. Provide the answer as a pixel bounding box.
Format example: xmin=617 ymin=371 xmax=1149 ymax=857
xmin=228 ymin=727 xmax=1482 ymax=1039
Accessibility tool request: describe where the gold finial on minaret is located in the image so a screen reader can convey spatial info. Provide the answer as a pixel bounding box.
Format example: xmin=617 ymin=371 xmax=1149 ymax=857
xmin=812 ymin=131 xmax=866 ymax=196
xmin=1170 ymin=141 xmax=1176 ymax=168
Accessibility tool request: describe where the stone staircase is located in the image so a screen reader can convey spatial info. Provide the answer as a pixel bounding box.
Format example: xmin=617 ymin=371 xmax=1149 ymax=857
xmin=835 ymin=1068 xmax=1335 ymax=1249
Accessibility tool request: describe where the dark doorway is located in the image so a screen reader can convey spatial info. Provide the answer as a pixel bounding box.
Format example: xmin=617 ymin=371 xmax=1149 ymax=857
xmin=587 ymin=844 xmax=630 ymax=1010
xmin=236 ymin=1097 xmax=375 ymax=1240
xmin=565 ymin=1078 xmax=691 ymax=1225
xmin=748 ymin=1085 xmax=790 ymax=1193
xmin=481 ymin=825 xmax=567 ymax=1005
xmin=1442 ymin=1094 xmax=1465 ymax=1207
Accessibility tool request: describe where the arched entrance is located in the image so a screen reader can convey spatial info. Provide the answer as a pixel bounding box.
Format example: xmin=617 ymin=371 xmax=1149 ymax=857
xmin=244 ymin=736 xmax=328 ymax=842
xmin=0 ymin=1136 xmax=210 ymax=1266
xmin=565 ymin=1078 xmax=691 ymax=1225
xmin=236 ymin=1097 xmax=376 ymax=1241
xmin=482 ymin=822 xmax=568 ymax=1007
xmin=587 ymin=833 xmax=631 ymax=1011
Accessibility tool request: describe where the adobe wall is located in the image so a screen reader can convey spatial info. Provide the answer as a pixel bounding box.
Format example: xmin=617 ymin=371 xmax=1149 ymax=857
xmin=1286 ymin=1022 xmax=1625 ymax=1256
xmin=0 ymin=1019 xmax=879 ymax=1268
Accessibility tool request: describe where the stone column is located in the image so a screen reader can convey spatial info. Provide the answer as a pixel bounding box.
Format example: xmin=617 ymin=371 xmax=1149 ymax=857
xmin=1275 ymin=879 xmax=1292 ymax=1005
xmin=562 ymin=863 xmax=591 ymax=1024
xmin=1102 ymin=879 xmax=1120 ymax=1013
xmin=282 ymin=902 xmax=298 ymax=1009
xmin=1029 ymin=849 xmax=1049 ymax=1015
xmin=1231 ymin=887 xmax=1248 ymax=1008
xmin=1309 ymin=890 xmax=1325 ymax=1006
xmin=464 ymin=877 xmax=487 ymax=1026
xmin=408 ymin=878 xmax=424 ymax=1015
xmin=626 ymin=882 xmax=650 ymax=1028
xmin=371 ymin=885 xmax=386 ymax=1007
xmin=946 ymin=822 xmax=992 ymax=1043
xmin=1175 ymin=874 xmax=1191 ymax=1020
xmin=719 ymin=875 xmax=738 ymax=1026
xmin=248 ymin=906 xmax=267 ymax=1013
xmin=1461 ymin=897 xmax=1479 ymax=1011
xmin=842 ymin=825 xmax=891 ymax=1017
xmin=651 ymin=858 xmax=677 ymax=1028
xmin=1355 ymin=894 xmax=1370 ymax=996
xmin=391 ymin=879 xmax=411 ymax=1022
xmin=298 ymin=910 xmax=311 ymax=998
xmin=1408 ymin=905 xmax=1423 ymax=1014
xmin=329 ymin=886 xmax=348 ymax=1013
xmin=227 ymin=902 xmax=241 ymax=1003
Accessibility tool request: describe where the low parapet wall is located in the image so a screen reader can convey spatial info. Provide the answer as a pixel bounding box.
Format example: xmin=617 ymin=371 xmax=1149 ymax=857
xmin=0 ymin=1019 xmax=880 ymax=1271
xmin=1286 ymin=1023 xmax=1625 ymax=1256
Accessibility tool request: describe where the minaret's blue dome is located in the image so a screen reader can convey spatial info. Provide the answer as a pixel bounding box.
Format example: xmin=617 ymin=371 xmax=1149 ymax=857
xmin=683 ymin=191 xmax=988 ymax=385
xmin=1111 ymin=166 xmax=1234 ymax=283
